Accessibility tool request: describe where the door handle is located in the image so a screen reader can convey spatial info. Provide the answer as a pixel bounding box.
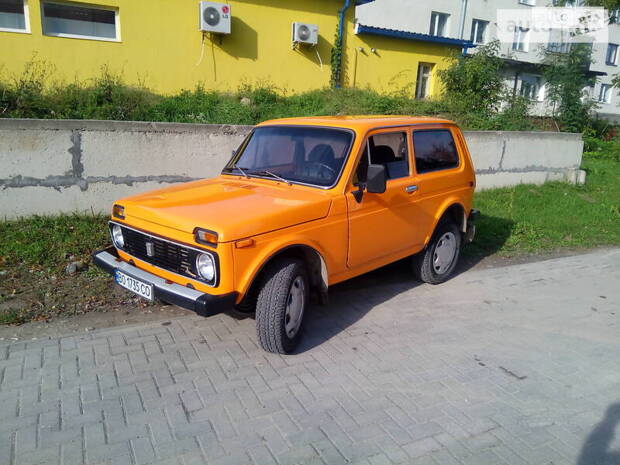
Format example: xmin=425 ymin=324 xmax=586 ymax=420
xmin=405 ymin=185 xmax=418 ymax=193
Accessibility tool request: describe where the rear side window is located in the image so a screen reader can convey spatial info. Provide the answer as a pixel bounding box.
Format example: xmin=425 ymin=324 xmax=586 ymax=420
xmin=413 ymin=130 xmax=459 ymax=174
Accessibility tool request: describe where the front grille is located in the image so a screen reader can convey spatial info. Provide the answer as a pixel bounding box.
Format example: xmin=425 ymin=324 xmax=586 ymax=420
xmin=111 ymin=223 xmax=216 ymax=284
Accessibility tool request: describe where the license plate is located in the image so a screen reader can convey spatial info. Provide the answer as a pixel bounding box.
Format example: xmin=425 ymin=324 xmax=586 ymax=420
xmin=115 ymin=270 xmax=154 ymax=301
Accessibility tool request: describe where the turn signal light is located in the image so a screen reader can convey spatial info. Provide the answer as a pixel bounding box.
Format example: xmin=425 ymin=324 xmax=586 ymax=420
xmin=112 ymin=204 xmax=125 ymax=219
xmin=194 ymin=228 xmax=218 ymax=246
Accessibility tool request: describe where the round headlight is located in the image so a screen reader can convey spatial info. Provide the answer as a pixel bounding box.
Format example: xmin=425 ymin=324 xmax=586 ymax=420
xmin=112 ymin=224 xmax=124 ymax=249
xmin=196 ymin=253 xmax=215 ymax=282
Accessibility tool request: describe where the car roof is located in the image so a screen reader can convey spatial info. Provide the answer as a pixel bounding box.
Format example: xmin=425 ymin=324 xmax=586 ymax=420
xmin=256 ymin=115 xmax=456 ymax=130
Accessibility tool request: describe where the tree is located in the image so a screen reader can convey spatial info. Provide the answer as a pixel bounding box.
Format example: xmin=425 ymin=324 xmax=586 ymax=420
xmin=437 ymin=40 xmax=505 ymax=116
xmin=542 ymin=43 xmax=598 ymax=132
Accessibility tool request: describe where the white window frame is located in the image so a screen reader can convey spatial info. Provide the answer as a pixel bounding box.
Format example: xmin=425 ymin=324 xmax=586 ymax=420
xmin=415 ymin=63 xmax=433 ymax=99
xmin=606 ymin=43 xmax=618 ymax=66
xmin=429 ymin=12 xmax=449 ymax=37
xmin=471 ymin=19 xmax=488 ymax=45
xmin=519 ymin=75 xmax=542 ymax=101
xmin=41 ymin=1 xmax=120 ymax=42
xmin=599 ymin=84 xmax=612 ymax=103
xmin=0 ymin=0 xmax=30 ymax=34
xmin=512 ymin=26 xmax=530 ymax=52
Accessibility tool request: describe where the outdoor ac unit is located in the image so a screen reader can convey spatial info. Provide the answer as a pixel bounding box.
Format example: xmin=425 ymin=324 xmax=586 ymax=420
xmin=292 ymin=22 xmax=319 ymax=45
xmin=199 ymin=2 xmax=231 ymax=34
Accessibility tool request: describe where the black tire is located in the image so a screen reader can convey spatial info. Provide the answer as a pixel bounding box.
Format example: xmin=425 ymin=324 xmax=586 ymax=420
xmin=413 ymin=221 xmax=461 ymax=284
xmin=255 ymin=258 xmax=308 ymax=354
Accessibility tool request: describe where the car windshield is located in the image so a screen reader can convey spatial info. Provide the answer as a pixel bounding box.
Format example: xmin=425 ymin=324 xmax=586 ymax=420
xmin=222 ymin=126 xmax=354 ymax=187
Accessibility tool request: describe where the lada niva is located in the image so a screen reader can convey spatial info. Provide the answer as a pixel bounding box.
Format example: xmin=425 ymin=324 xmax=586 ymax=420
xmin=94 ymin=116 xmax=478 ymax=353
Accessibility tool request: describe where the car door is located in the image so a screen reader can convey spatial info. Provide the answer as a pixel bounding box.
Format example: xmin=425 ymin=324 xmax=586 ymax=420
xmin=346 ymin=128 xmax=419 ymax=268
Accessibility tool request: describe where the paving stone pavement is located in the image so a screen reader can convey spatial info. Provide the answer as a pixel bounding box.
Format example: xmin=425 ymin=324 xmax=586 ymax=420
xmin=1 ymin=249 xmax=619 ymax=465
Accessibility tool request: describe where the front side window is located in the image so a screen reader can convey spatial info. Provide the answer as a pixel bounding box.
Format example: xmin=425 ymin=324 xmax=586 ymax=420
xmin=606 ymin=43 xmax=618 ymax=65
xmin=223 ymin=126 xmax=353 ymax=187
xmin=353 ymin=131 xmax=410 ymax=184
xmin=429 ymin=12 xmax=448 ymax=37
xmin=42 ymin=1 xmax=118 ymax=40
xmin=512 ymin=27 xmax=530 ymax=52
xmin=413 ymin=130 xmax=459 ymax=174
xmin=0 ymin=0 xmax=27 ymax=32
xmin=471 ymin=19 xmax=488 ymax=44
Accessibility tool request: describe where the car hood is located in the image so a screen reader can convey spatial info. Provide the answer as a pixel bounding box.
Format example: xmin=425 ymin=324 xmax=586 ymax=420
xmin=118 ymin=176 xmax=332 ymax=242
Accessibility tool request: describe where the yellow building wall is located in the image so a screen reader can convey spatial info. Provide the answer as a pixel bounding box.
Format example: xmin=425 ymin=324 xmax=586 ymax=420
xmin=0 ymin=0 xmax=458 ymax=96
xmin=342 ymin=10 xmax=456 ymax=97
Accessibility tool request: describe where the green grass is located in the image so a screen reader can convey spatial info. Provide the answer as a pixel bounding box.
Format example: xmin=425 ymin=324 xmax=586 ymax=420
xmin=469 ymin=158 xmax=620 ymax=257
xmin=0 ymin=214 xmax=109 ymax=271
xmin=0 ymin=62 xmax=535 ymax=131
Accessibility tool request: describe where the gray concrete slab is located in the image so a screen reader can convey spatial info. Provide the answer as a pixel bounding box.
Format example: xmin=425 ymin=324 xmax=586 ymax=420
xmin=0 ymin=249 xmax=618 ymax=465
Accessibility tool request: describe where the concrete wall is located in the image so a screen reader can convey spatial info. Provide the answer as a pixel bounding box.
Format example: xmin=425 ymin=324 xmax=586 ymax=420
xmin=0 ymin=119 xmax=583 ymax=219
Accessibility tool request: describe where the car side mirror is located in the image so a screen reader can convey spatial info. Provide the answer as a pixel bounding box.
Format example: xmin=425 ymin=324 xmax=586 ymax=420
xmin=366 ymin=164 xmax=387 ymax=194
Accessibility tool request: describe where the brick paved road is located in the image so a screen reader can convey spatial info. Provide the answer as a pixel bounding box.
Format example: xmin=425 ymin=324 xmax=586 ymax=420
xmin=1 ymin=249 xmax=619 ymax=465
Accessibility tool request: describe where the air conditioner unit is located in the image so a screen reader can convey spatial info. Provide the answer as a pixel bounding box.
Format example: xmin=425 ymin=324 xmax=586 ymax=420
xmin=199 ymin=2 xmax=231 ymax=34
xmin=292 ymin=22 xmax=319 ymax=45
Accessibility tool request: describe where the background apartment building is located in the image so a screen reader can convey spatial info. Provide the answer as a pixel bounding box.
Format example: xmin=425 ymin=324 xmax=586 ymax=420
xmin=357 ymin=0 xmax=620 ymax=120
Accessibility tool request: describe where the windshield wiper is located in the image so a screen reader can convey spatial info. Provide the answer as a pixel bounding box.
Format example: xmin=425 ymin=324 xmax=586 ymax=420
xmin=230 ymin=163 xmax=249 ymax=178
xmin=248 ymin=169 xmax=292 ymax=186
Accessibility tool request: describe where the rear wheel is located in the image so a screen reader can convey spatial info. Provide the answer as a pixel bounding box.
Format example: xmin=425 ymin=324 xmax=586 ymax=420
xmin=413 ymin=221 xmax=461 ymax=284
xmin=255 ymin=258 xmax=308 ymax=354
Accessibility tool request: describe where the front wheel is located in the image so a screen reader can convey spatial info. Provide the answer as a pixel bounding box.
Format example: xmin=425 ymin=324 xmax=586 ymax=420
xmin=413 ymin=221 xmax=461 ymax=284
xmin=255 ymin=258 xmax=308 ymax=354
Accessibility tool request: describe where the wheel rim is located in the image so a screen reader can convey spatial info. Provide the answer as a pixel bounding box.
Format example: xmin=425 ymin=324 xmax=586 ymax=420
xmin=284 ymin=276 xmax=305 ymax=338
xmin=433 ymin=232 xmax=457 ymax=275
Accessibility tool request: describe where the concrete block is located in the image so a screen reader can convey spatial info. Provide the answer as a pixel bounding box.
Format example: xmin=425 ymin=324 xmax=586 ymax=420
xmin=81 ymin=130 xmax=246 ymax=178
xmin=0 ymin=129 xmax=74 ymax=178
xmin=463 ymin=131 xmax=504 ymax=172
xmin=476 ymin=170 xmax=565 ymax=190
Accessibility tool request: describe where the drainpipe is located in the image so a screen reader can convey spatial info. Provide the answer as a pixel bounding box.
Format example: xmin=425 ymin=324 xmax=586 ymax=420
xmin=335 ymin=0 xmax=351 ymax=88
xmin=458 ymin=0 xmax=469 ymax=53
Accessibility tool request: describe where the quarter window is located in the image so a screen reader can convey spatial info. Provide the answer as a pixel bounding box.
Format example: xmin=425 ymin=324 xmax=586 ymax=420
xmin=0 ymin=0 xmax=28 ymax=32
xmin=413 ymin=130 xmax=459 ymax=174
xmin=42 ymin=1 xmax=118 ymax=41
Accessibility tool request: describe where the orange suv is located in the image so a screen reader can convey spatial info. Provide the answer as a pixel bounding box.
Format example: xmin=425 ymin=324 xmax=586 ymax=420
xmin=94 ymin=116 xmax=478 ymax=353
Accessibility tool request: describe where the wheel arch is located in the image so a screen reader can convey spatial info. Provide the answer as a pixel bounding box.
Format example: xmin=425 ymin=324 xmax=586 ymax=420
xmin=424 ymin=200 xmax=467 ymax=247
xmin=238 ymin=243 xmax=328 ymax=307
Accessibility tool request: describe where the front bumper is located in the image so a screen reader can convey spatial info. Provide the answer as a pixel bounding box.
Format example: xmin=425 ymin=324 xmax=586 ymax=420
xmin=92 ymin=247 xmax=237 ymax=316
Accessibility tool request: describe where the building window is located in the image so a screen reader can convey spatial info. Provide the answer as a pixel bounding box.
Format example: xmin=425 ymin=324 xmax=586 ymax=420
xmin=512 ymin=27 xmax=529 ymax=52
xmin=470 ymin=19 xmax=488 ymax=44
xmin=415 ymin=63 xmax=433 ymax=99
xmin=606 ymin=44 xmax=618 ymax=65
xmin=519 ymin=75 xmax=542 ymax=101
xmin=599 ymin=84 xmax=612 ymax=103
xmin=0 ymin=0 xmax=28 ymax=32
xmin=548 ymin=41 xmax=571 ymax=53
xmin=413 ymin=130 xmax=459 ymax=174
xmin=42 ymin=1 xmax=118 ymax=41
xmin=429 ymin=12 xmax=449 ymax=37
xmin=519 ymin=0 xmax=536 ymax=5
